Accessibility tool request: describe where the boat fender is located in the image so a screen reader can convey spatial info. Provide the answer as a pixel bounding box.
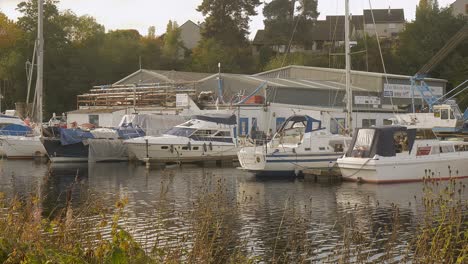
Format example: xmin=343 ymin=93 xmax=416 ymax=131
xmin=203 ymin=143 xmax=207 ymax=152
xmin=170 ymin=144 xmax=174 ymax=153
xmin=209 ymin=142 xmax=213 ymax=151
xmin=187 ymin=141 xmax=191 ymax=150
xmin=292 ymin=148 xmax=296 ymax=154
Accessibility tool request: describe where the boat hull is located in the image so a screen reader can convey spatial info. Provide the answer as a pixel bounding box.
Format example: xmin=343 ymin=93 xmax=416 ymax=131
xmin=337 ymin=154 xmax=468 ymax=183
xmin=126 ymin=142 xmax=238 ymax=163
xmin=42 ymin=138 xmax=89 ymax=163
xmin=0 ymin=136 xmax=46 ymax=159
xmin=238 ymin=146 xmax=343 ymax=176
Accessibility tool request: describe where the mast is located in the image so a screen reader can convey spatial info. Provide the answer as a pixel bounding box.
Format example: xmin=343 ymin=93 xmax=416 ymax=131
xmin=345 ymin=0 xmax=353 ymax=135
xmin=35 ymin=0 xmax=44 ymax=126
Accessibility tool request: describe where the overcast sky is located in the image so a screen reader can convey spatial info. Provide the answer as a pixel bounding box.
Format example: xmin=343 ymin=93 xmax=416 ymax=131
xmin=0 ymin=0 xmax=455 ymax=39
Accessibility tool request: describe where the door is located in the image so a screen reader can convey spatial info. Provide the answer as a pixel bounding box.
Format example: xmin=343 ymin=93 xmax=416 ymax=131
xmin=239 ymin=118 xmax=249 ymax=136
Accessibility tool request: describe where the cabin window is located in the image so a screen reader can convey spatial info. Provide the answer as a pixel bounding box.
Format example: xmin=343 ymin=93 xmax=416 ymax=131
xmin=214 ymin=131 xmax=231 ymax=137
xmin=329 ymin=140 xmax=345 ymax=152
xmin=351 ymin=129 xmax=375 ymax=158
xmin=166 ymin=127 xmax=196 ymax=137
xmin=416 ymin=129 xmax=437 ymax=139
xmin=161 ymin=146 xmax=169 ymax=150
xmin=89 ymin=115 xmax=99 ymax=127
xmin=434 ymin=110 xmax=441 ymax=118
xmin=319 ymin=147 xmax=325 ymax=151
xmin=450 ymin=110 xmax=455 ymax=120
xmin=455 ymin=145 xmax=468 ymax=152
xmin=181 ymin=147 xmax=188 ymax=150
xmin=193 ymin=130 xmax=215 ymax=137
xmin=330 ymin=118 xmax=345 ymax=134
xmin=440 ymin=145 xmax=454 ymax=153
xmin=362 ymin=119 xmax=376 ymax=128
xmin=193 ymin=147 xmax=199 ymax=150
xmin=441 ymin=109 xmax=449 ymax=120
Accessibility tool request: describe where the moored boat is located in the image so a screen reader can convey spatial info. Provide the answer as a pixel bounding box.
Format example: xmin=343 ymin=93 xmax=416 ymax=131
xmin=238 ymin=115 xmax=351 ymax=176
xmin=337 ymin=126 xmax=468 ymax=183
xmin=124 ymin=114 xmax=238 ymax=163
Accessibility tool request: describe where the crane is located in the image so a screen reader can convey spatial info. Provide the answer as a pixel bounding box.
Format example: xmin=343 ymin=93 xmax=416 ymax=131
xmin=410 ymin=23 xmax=468 ymax=113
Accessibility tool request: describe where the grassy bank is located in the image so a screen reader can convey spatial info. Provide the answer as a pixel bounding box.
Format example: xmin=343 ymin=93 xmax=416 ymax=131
xmin=0 ymin=177 xmax=466 ymax=263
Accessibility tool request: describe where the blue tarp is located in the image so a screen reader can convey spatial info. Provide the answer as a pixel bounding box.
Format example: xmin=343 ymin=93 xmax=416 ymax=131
xmin=0 ymin=124 xmax=32 ymax=136
xmin=60 ymin=128 xmax=94 ymax=146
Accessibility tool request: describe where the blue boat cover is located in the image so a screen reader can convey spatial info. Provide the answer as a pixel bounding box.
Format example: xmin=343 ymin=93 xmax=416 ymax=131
xmin=0 ymin=124 xmax=32 ymax=136
xmin=60 ymin=128 xmax=94 ymax=145
xmin=191 ymin=114 xmax=237 ymax=125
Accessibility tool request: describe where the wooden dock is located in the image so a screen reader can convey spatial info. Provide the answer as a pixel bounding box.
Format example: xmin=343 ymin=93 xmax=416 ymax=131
xmin=302 ymin=167 xmax=342 ymax=182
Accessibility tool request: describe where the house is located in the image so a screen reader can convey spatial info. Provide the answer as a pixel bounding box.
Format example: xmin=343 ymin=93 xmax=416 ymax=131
xmin=178 ymin=20 xmax=202 ymax=50
xmin=252 ymin=8 xmax=405 ymax=54
xmin=450 ymin=0 xmax=468 ymax=17
xmin=362 ymin=8 xmax=405 ymax=38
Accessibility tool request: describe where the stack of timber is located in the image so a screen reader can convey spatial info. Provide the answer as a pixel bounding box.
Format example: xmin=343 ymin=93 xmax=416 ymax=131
xmin=77 ymin=82 xmax=197 ymax=108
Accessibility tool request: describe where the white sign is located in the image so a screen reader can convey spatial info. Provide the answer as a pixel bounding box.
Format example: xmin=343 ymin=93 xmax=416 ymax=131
xmin=176 ymin=93 xmax=189 ymax=108
xmin=383 ymin=84 xmax=443 ymax=98
xmin=354 ymin=96 xmax=381 ymax=105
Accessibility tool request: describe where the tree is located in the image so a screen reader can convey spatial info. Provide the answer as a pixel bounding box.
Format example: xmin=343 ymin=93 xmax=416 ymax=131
xmin=147 ymin=26 xmax=156 ymax=39
xmin=197 ymin=0 xmax=261 ymax=46
xmin=263 ymin=0 xmax=319 ymax=48
xmin=162 ymin=20 xmax=182 ymax=63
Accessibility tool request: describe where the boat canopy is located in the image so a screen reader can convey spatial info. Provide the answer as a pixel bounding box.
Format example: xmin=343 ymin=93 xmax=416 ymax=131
xmin=191 ymin=114 xmax=237 ymax=125
xmin=0 ymin=124 xmax=32 ymax=136
xmin=346 ymin=126 xmax=417 ymax=158
xmin=277 ymin=115 xmax=322 ymax=133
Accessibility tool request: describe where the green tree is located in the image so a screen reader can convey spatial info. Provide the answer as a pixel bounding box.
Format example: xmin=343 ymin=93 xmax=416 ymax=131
xmin=162 ymin=20 xmax=182 ymax=65
xmin=263 ymin=0 xmax=319 ymax=49
xmin=197 ymin=0 xmax=261 ymax=46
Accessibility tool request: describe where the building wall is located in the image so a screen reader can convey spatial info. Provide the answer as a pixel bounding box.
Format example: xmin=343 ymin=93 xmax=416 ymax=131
xmin=180 ymin=21 xmax=202 ymax=50
xmin=364 ymin=22 xmax=405 ymax=38
xmin=451 ymin=0 xmax=468 ymax=17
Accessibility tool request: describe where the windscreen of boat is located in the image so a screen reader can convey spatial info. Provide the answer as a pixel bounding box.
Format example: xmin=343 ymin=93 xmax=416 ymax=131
xmin=350 ymin=129 xmax=375 ymax=158
xmin=165 ymin=127 xmax=196 ymax=137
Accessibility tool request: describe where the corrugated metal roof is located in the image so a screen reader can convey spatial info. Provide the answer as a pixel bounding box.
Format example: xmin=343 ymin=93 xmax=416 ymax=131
xmin=68 ymin=109 xmax=125 ymax=114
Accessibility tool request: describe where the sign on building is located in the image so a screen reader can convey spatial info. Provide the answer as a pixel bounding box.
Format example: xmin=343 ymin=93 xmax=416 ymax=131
xmin=176 ymin=93 xmax=189 ymax=108
xmin=383 ymin=84 xmax=443 ymax=98
xmin=354 ymin=96 xmax=381 ymax=105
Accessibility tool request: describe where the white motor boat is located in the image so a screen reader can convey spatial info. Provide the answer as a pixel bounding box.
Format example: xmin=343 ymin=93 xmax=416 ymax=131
xmin=337 ymin=126 xmax=468 ymax=183
xmin=125 ymin=114 xmax=238 ymax=163
xmin=238 ymin=115 xmax=351 ymax=176
xmin=0 ymin=115 xmax=46 ymax=158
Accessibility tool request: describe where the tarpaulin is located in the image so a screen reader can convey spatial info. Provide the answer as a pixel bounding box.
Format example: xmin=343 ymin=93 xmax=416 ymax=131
xmin=0 ymin=124 xmax=32 ymax=136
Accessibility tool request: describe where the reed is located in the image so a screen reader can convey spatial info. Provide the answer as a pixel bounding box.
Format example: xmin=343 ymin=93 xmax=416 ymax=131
xmin=0 ymin=176 xmax=466 ymax=263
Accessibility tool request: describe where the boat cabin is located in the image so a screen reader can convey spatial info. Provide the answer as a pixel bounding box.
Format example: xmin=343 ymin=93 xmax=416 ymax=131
xmin=272 ymin=115 xmax=322 ymax=145
xmin=347 ymin=126 xmax=417 ymax=158
xmin=164 ymin=114 xmax=237 ymax=143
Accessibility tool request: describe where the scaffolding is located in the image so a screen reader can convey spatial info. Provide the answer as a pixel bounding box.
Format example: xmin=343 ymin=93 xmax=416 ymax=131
xmin=77 ymin=82 xmax=197 ymax=108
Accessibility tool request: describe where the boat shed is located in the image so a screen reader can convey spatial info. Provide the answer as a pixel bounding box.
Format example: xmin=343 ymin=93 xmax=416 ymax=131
xmin=102 ymin=66 xmax=448 ymax=112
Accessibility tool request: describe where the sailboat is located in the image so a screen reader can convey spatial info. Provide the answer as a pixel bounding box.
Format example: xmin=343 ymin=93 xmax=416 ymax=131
xmin=237 ymin=0 xmax=354 ymax=176
xmin=0 ymin=0 xmax=46 ymax=159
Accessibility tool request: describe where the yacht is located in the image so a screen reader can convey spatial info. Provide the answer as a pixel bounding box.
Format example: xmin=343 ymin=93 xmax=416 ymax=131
xmin=337 ymin=126 xmax=468 ymax=183
xmin=0 ymin=115 xmax=46 ymax=158
xmin=124 ymin=114 xmax=238 ymax=163
xmin=238 ymin=115 xmax=351 ymax=176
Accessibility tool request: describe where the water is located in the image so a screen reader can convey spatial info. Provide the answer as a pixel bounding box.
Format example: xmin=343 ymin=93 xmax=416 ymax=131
xmin=0 ymin=159 xmax=466 ymax=262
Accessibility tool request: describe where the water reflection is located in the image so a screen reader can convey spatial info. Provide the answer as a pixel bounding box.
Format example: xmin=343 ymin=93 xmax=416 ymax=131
xmin=0 ymin=160 xmax=466 ymax=261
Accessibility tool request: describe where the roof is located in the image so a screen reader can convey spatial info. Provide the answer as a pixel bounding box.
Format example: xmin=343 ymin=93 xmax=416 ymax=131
xmin=253 ymin=29 xmax=266 ymax=45
xmin=113 ymin=69 xmax=214 ymax=85
xmin=363 ymin=9 xmax=405 ymax=23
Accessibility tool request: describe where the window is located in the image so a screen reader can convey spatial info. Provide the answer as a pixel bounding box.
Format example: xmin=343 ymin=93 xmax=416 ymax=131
xmin=450 ymin=110 xmax=455 ymax=119
xmin=330 ymin=118 xmax=345 ymax=134
xmin=366 ymin=24 xmax=375 ymax=29
xmin=89 ymin=115 xmax=99 ymax=127
xmin=362 ymin=119 xmax=376 ymax=128
xmin=351 ymin=129 xmax=375 ymax=158
xmin=165 ymin=127 xmax=196 ymax=137
xmin=434 ymin=110 xmax=441 ymax=118
xmin=214 ymin=131 xmax=231 ymax=137
xmin=192 ymin=130 xmax=216 ymax=137
xmin=388 ymin=23 xmax=396 ymax=29
xmin=394 ymin=131 xmax=409 ymax=153
xmin=161 ymin=146 xmax=169 ymax=150
xmin=383 ymin=119 xmax=393 ymax=125
xmin=441 ymin=109 xmax=449 ymax=120
xmin=440 ymin=145 xmax=454 ymax=153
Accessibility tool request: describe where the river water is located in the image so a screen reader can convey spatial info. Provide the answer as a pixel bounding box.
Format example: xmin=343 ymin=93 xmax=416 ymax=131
xmin=0 ymin=160 xmax=466 ymax=262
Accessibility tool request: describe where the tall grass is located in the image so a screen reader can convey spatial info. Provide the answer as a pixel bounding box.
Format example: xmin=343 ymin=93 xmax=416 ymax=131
xmin=0 ymin=176 xmax=466 ymax=263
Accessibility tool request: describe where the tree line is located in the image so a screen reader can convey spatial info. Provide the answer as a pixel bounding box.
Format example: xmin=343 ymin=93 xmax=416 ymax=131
xmin=0 ymin=0 xmax=466 ymax=117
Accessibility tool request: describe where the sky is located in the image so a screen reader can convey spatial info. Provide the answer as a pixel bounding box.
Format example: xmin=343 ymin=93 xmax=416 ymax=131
xmin=0 ymin=0 xmax=456 ymax=39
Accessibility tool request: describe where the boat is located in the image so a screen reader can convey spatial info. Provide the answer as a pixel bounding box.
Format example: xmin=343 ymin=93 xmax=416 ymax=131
xmin=0 ymin=115 xmax=46 ymax=158
xmin=42 ymin=126 xmax=144 ymax=163
xmin=336 ymin=126 xmax=468 ymax=183
xmin=238 ymin=115 xmax=351 ymax=176
xmin=124 ymin=114 xmax=238 ymax=163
